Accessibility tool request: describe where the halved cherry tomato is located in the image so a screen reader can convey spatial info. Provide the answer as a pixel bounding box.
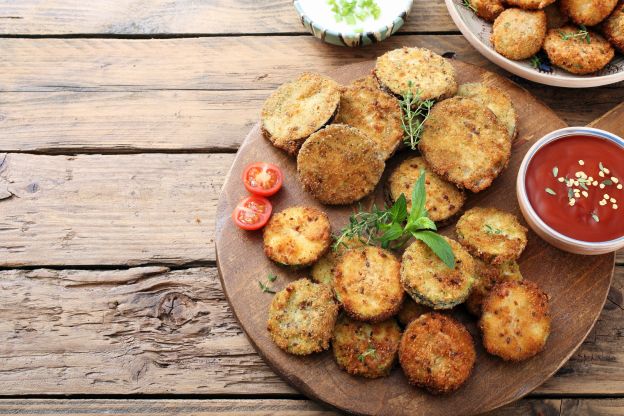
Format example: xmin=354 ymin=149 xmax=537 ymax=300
xmin=232 ymin=195 xmax=272 ymax=230
xmin=242 ymin=162 xmax=283 ymax=197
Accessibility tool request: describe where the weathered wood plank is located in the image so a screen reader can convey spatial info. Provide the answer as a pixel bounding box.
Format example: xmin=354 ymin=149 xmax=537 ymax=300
xmin=0 ymin=265 xmax=623 ymax=396
xmin=0 ymin=398 xmax=568 ymax=415
xmin=0 ymin=0 xmax=456 ymax=35
xmin=0 ymin=153 xmax=232 ymax=267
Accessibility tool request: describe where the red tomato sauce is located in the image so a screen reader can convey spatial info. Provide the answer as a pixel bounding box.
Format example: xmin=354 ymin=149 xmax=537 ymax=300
xmin=525 ymin=135 xmax=624 ymax=242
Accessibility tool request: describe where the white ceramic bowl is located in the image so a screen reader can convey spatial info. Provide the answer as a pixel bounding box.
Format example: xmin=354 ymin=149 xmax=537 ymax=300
xmin=445 ymin=0 xmax=624 ymax=88
xmin=294 ymin=0 xmax=413 ymax=47
xmin=517 ymin=127 xmax=624 ymax=255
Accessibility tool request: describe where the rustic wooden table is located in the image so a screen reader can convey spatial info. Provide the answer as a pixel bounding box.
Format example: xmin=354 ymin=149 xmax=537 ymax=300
xmin=0 ymin=1 xmax=623 ymax=415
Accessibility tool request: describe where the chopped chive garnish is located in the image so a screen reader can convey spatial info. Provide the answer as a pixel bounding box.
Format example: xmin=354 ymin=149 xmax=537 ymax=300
xmin=552 ymin=167 xmax=558 ymax=177
xmin=602 ymin=179 xmax=613 ymax=186
xmin=592 ymin=213 xmax=600 ymax=223
xmin=545 ymin=188 xmax=557 ymax=196
xmin=568 ymin=189 xmax=574 ymax=199
xmin=599 ymin=162 xmax=605 ymax=171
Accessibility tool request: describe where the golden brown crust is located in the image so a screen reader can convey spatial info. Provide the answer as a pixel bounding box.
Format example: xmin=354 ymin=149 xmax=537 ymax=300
xmin=297 ymin=124 xmax=385 ymax=205
xmin=491 ymin=9 xmax=547 ymax=60
xmin=399 ymin=313 xmax=476 ymax=394
xmin=310 ymin=237 xmax=367 ymax=289
xmin=332 ymin=315 xmax=402 ymax=378
xmin=350 ymin=75 xmax=381 ymax=90
xmin=374 ymin=47 xmax=458 ymax=100
xmin=400 ymin=237 xmax=475 ymax=309
xmin=457 ymin=83 xmax=518 ymax=142
xmin=505 ymin=0 xmax=556 ymax=9
xmin=263 ymin=206 xmax=331 ymax=267
xmin=334 ymin=246 xmax=404 ymax=322
xmin=267 ymin=279 xmax=339 ymax=355
xmin=387 ymin=156 xmax=465 ymax=223
xmin=469 ymin=0 xmax=505 ymax=21
xmin=602 ymin=2 xmax=624 ymax=54
xmin=560 ymin=0 xmax=618 ymax=26
xmin=465 ymin=259 xmax=523 ymax=315
xmin=543 ymin=26 xmax=615 ymax=75
xmin=397 ymin=297 xmax=432 ymax=327
xmin=419 ymin=97 xmax=511 ymax=193
xmin=480 ymin=280 xmax=551 ymax=361
xmin=456 ymin=207 xmax=529 ymax=265
xmin=261 ymin=72 xmax=340 ymax=155
xmin=333 ymin=82 xmax=403 ymax=161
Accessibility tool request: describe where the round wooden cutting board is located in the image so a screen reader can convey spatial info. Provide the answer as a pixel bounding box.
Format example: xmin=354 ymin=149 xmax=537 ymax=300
xmin=215 ymin=59 xmax=615 ymax=416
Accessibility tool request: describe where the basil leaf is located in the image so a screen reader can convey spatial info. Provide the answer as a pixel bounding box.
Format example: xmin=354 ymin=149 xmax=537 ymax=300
xmin=411 ymin=230 xmax=455 ymax=269
xmin=409 ymin=171 xmax=427 ymax=222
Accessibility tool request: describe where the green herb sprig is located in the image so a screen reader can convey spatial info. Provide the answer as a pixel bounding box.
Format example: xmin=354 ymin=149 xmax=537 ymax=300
xmin=333 ymin=171 xmax=455 ymax=268
xmin=258 ymin=273 xmax=278 ymax=294
xmin=559 ymin=25 xmax=590 ymax=44
xmin=328 ymin=0 xmax=381 ymax=26
xmin=357 ymin=347 xmax=377 ymax=362
xmin=399 ymin=81 xmax=435 ymax=150
xmin=462 ymin=0 xmax=476 ymax=12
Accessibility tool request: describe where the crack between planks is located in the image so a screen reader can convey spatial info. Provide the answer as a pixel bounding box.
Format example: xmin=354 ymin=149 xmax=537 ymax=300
xmin=0 ymin=260 xmax=218 ymax=272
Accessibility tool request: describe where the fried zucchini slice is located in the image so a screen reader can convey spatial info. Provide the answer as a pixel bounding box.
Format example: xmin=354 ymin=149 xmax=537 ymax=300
xmin=480 ymin=280 xmax=551 ymax=361
xmin=267 ymin=279 xmax=339 ymax=355
xmin=399 ymin=313 xmax=476 ymax=394
xmin=261 ymin=72 xmax=340 ymax=155
xmin=350 ymin=75 xmax=381 ymax=90
xmin=419 ymin=97 xmax=511 ymax=193
xmin=465 ymin=259 xmax=523 ymax=316
xmin=333 ymin=83 xmax=403 ymax=160
xmin=297 ymin=124 xmax=385 ymax=205
xmin=603 ymin=2 xmax=624 ymax=54
xmin=374 ymin=47 xmax=458 ymax=100
xmin=560 ymin=0 xmax=618 ymax=26
xmin=332 ymin=315 xmax=402 ymax=378
xmin=543 ymin=26 xmax=615 ymax=75
xmin=397 ymin=297 xmax=432 ymax=327
xmin=310 ymin=237 xmax=367 ymax=288
xmin=334 ymin=246 xmax=404 ymax=322
xmin=468 ymin=0 xmax=505 ymax=21
xmin=263 ymin=206 xmax=331 ymax=267
xmin=457 ymin=83 xmax=518 ymax=141
xmin=491 ymin=9 xmax=547 ymax=60
xmin=456 ymin=207 xmax=528 ymax=265
xmin=400 ymin=237 xmax=475 ymax=309
xmin=387 ymin=156 xmax=465 ymax=223
xmin=505 ymin=0 xmax=555 ymax=9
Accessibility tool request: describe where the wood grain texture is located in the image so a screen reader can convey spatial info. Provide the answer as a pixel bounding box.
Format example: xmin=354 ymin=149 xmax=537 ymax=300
xmin=0 ymin=0 xmax=456 ymax=35
xmin=215 ymin=60 xmax=614 ymax=416
xmin=0 ymin=153 xmax=231 ymax=267
xmin=0 ymin=398 xmax=570 ymax=415
xmin=0 ymin=37 xmax=620 ymax=153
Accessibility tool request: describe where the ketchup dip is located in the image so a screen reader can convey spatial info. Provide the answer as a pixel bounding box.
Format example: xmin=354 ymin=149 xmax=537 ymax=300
xmin=525 ymin=134 xmax=624 ymax=243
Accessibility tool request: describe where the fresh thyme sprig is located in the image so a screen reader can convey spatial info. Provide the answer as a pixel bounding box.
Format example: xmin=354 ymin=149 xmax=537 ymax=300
xmin=399 ymin=81 xmax=435 ymax=150
xmin=258 ymin=273 xmax=278 ymax=294
xmin=462 ymin=0 xmax=476 ymax=12
xmin=333 ymin=171 xmax=455 ymax=268
xmin=559 ymin=25 xmax=590 ymax=44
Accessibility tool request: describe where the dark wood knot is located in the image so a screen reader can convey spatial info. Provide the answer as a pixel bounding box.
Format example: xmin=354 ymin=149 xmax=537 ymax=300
xmin=157 ymin=292 xmax=194 ymax=327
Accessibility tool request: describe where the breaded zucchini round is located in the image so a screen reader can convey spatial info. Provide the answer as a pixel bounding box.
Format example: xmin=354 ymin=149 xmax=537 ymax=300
xmin=350 ymin=75 xmax=381 ymax=90
xmin=263 ymin=206 xmax=331 ymax=267
xmin=480 ymin=280 xmax=551 ymax=361
xmin=310 ymin=237 xmax=367 ymax=288
xmin=457 ymin=83 xmax=518 ymax=141
xmin=400 ymin=237 xmax=475 ymax=309
xmin=267 ymin=278 xmax=339 ymax=355
xmin=466 ymin=259 xmax=523 ymax=315
xmin=397 ymin=297 xmax=432 ymax=327
xmin=505 ymin=0 xmax=556 ymax=10
xmin=332 ymin=315 xmax=402 ymax=378
xmin=491 ymin=9 xmax=547 ymax=60
xmin=468 ymin=0 xmax=505 ymax=21
xmin=297 ymin=124 xmax=385 ymax=205
xmin=333 ymin=83 xmax=403 ymax=160
xmin=456 ymin=207 xmax=528 ymax=265
xmin=602 ymin=2 xmax=624 ymax=54
xmin=261 ymin=72 xmax=340 ymax=155
xmin=560 ymin=0 xmax=618 ymax=26
xmin=543 ymin=26 xmax=615 ymax=75
xmin=399 ymin=313 xmax=476 ymax=394
xmin=374 ymin=47 xmax=458 ymax=100
xmin=419 ymin=97 xmax=511 ymax=193
xmin=387 ymin=156 xmax=465 ymax=223
xmin=334 ymin=246 xmax=404 ymax=322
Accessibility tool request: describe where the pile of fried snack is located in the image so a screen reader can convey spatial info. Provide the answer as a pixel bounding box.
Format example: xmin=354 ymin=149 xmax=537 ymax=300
xmin=468 ymin=0 xmax=623 ymax=75
xmin=258 ymin=47 xmax=551 ymax=394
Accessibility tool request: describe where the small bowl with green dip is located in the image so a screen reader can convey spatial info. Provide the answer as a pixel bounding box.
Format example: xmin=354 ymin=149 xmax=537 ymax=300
xmin=294 ymin=0 xmax=413 ymax=47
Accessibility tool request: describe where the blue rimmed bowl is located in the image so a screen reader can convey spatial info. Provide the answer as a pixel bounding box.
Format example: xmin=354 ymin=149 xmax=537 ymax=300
xmin=293 ymin=0 xmax=413 ymax=47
